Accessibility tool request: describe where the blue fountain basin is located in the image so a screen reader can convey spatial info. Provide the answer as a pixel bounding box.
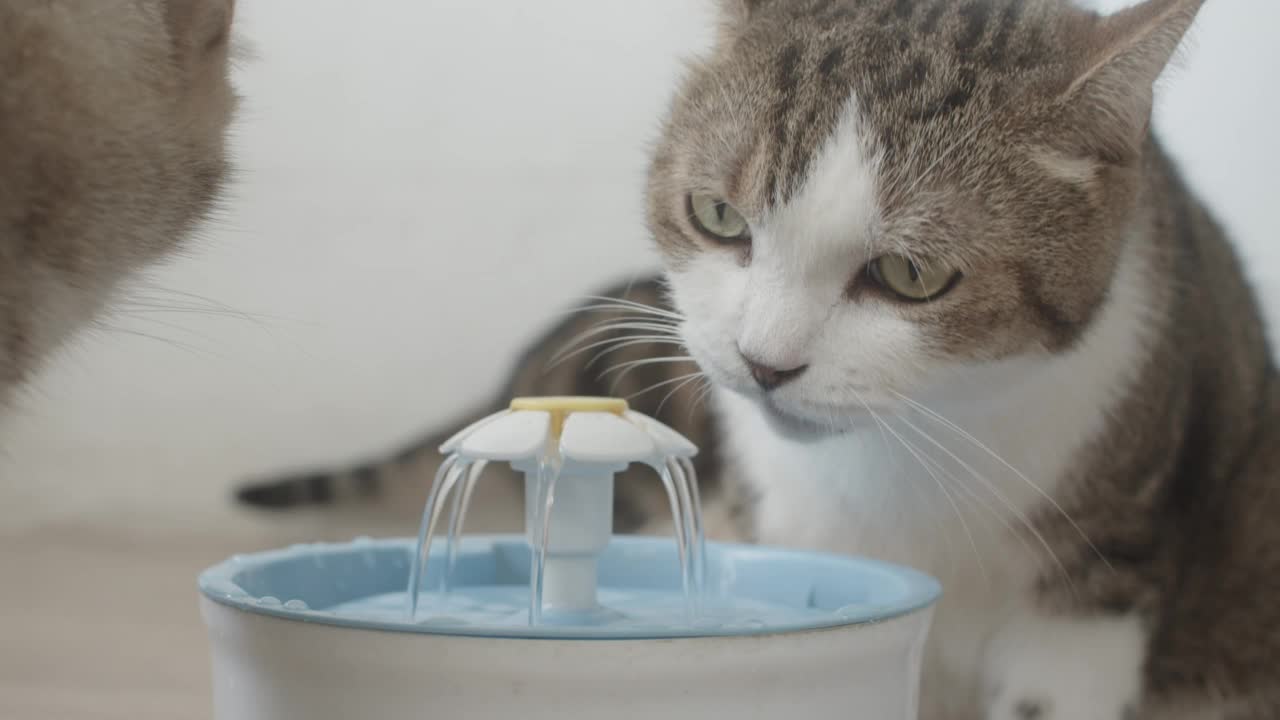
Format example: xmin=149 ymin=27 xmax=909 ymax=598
xmin=198 ymin=535 xmax=940 ymax=641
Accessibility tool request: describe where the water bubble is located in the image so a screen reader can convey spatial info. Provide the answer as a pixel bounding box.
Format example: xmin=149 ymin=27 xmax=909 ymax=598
xmin=283 ymin=599 xmax=309 ymax=611
xmin=257 ymin=596 xmax=282 ymax=607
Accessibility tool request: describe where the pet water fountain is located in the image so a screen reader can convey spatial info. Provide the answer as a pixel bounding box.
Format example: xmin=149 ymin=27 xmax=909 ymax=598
xmin=199 ymin=397 xmax=941 ymax=719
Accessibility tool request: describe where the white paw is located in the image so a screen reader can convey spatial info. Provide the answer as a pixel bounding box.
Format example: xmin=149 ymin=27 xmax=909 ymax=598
xmin=983 ymin=614 xmax=1147 ymax=720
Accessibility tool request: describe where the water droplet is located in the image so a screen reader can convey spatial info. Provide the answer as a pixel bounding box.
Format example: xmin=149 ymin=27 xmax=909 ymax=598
xmin=352 ymin=535 xmax=373 ymax=544
xmin=742 ymin=619 xmax=767 ymax=630
xmin=835 ymin=603 xmax=864 ymax=619
xmin=257 ymin=596 xmax=282 ymax=607
xmin=283 ymin=599 xmax=309 ymax=611
xmin=230 ymin=555 xmax=246 ymax=564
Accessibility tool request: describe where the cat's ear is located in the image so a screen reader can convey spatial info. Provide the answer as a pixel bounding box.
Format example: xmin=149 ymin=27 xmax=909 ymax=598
xmin=164 ymin=0 xmax=235 ymax=66
xmin=1056 ymin=0 xmax=1205 ymax=163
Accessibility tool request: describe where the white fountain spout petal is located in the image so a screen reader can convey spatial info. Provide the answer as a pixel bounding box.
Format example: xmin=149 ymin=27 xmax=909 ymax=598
xmin=625 ymin=411 xmax=697 ymax=458
xmin=458 ymin=411 xmax=551 ymax=461
xmin=439 ymin=409 xmax=514 ymax=454
xmin=560 ymin=412 xmax=656 ymax=465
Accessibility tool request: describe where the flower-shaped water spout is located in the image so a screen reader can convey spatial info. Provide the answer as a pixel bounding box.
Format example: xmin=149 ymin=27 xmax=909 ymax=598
xmin=408 ymin=397 xmax=702 ymax=625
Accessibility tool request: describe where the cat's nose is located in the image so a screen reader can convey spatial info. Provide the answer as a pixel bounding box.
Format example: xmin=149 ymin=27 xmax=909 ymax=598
xmin=740 ymin=353 xmax=808 ymax=391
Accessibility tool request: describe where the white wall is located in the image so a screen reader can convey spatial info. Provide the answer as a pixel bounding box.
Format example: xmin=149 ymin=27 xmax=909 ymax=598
xmin=2 ymin=0 xmax=1276 ymax=531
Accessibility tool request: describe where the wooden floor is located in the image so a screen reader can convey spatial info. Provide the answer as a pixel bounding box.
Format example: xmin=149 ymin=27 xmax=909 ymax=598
xmin=1 ymin=525 xmax=249 ymax=720
xmin=0 ymin=491 xmax=524 ymax=720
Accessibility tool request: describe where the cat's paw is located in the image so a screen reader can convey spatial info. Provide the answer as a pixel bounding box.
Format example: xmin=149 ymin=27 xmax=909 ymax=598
xmin=982 ymin=614 xmax=1147 ymax=720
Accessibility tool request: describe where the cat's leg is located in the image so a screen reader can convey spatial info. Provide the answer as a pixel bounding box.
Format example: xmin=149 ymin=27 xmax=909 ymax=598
xmin=982 ymin=612 xmax=1147 ymax=720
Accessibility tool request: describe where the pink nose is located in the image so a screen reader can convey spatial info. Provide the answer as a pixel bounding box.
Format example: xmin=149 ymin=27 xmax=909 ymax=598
xmin=741 ymin=353 xmax=808 ymax=391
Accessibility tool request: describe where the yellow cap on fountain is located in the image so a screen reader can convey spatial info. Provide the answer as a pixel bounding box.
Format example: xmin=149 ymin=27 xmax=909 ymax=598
xmin=509 ymin=396 xmax=628 ymax=440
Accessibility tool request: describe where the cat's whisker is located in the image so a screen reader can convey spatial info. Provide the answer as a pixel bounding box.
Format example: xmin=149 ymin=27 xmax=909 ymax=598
xmin=578 ymin=295 xmax=685 ymax=322
xmin=583 ymin=336 xmax=688 ymax=369
xmin=889 ymin=414 xmax=1058 ymax=584
xmin=890 ymin=422 xmax=988 ymax=579
xmin=110 ymin=314 xmax=225 ymax=344
xmin=116 ymin=302 xmax=262 ymax=321
xmin=550 ymin=321 xmax=686 ymax=364
xmin=559 ymin=308 xmax=683 ymax=329
xmin=90 ymin=320 xmax=224 ymax=360
xmin=896 ymin=423 xmax=1006 ymax=531
xmin=128 ymin=285 xmax=269 ymax=322
xmin=564 ymin=317 xmax=681 ymax=337
xmin=850 ymin=389 xmax=989 ymax=581
xmin=898 ymin=429 xmax=1014 ymax=560
xmin=119 ymin=288 xmax=288 ymax=333
xmin=688 ymin=379 xmax=716 ymax=423
xmin=889 ymin=389 xmax=1112 ymax=573
xmin=654 ymin=372 xmax=708 ymax=417
xmin=626 ymin=371 xmax=706 ymax=403
xmin=114 ymin=305 xmax=286 ymax=341
xmin=579 ymin=319 xmax=682 ymax=335
xmin=546 ymin=333 xmax=685 ymax=372
xmin=887 ymin=408 xmax=1078 ymax=597
xmin=600 ymin=356 xmax=698 ymax=392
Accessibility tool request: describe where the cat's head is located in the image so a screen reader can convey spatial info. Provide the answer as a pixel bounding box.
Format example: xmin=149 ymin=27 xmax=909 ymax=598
xmin=0 ymin=0 xmax=237 ymax=399
xmin=648 ymin=0 xmax=1202 ymax=433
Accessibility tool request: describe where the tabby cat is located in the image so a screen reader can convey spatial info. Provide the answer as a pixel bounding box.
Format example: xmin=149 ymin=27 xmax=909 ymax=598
xmin=237 ymin=0 xmax=1279 ymax=717
xmin=0 ymin=0 xmax=236 ymax=409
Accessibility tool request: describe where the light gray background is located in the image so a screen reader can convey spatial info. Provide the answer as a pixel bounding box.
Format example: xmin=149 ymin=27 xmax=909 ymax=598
xmin=3 ymin=0 xmax=1276 ymax=531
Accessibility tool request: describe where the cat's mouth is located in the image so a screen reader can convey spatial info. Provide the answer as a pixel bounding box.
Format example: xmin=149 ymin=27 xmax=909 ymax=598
xmin=748 ymin=393 xmax=882 ymax=439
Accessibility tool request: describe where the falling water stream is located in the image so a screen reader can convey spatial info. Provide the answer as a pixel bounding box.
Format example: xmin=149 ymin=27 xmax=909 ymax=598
xmin=407 ymin=445 xmax=706 ymax=628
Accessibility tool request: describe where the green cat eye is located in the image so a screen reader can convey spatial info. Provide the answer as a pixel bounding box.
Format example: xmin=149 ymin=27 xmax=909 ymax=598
xmin=689 ymin=193 xmax=749 ymax=243
xmin=869 ymin=255 xmax=960 ymax=302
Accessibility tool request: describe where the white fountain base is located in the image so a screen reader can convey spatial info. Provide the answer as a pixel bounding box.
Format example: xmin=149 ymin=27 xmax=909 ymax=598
xmin=198 ymin=536 xmax=939 ymax=720
xmin=202 ymin=598 xmax=931 ymax=720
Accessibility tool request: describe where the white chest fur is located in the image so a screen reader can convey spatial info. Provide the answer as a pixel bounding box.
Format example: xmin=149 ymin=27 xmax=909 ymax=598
xmin=711 ymin=238 xmax=1154 ymax=717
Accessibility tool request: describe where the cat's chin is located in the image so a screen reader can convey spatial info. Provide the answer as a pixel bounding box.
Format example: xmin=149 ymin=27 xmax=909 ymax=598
xmin=742 ymin=394 xmax=876 ymax=442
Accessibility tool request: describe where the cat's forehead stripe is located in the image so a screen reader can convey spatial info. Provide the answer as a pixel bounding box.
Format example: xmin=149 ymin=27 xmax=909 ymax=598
xmin=740 ymin=0 xmax=1059 ymax=211
xmin=761 ymin=96 xmax=879 ymax=265
xmin=762 ymin=40 xmax=852 ymax=207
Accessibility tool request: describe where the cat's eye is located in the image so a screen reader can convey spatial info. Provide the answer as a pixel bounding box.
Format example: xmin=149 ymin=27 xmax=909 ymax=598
xmin=688 ymin=193 xmax=750 ymax=243
xmin=868 ymin=255 xmax=960 ymax=302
